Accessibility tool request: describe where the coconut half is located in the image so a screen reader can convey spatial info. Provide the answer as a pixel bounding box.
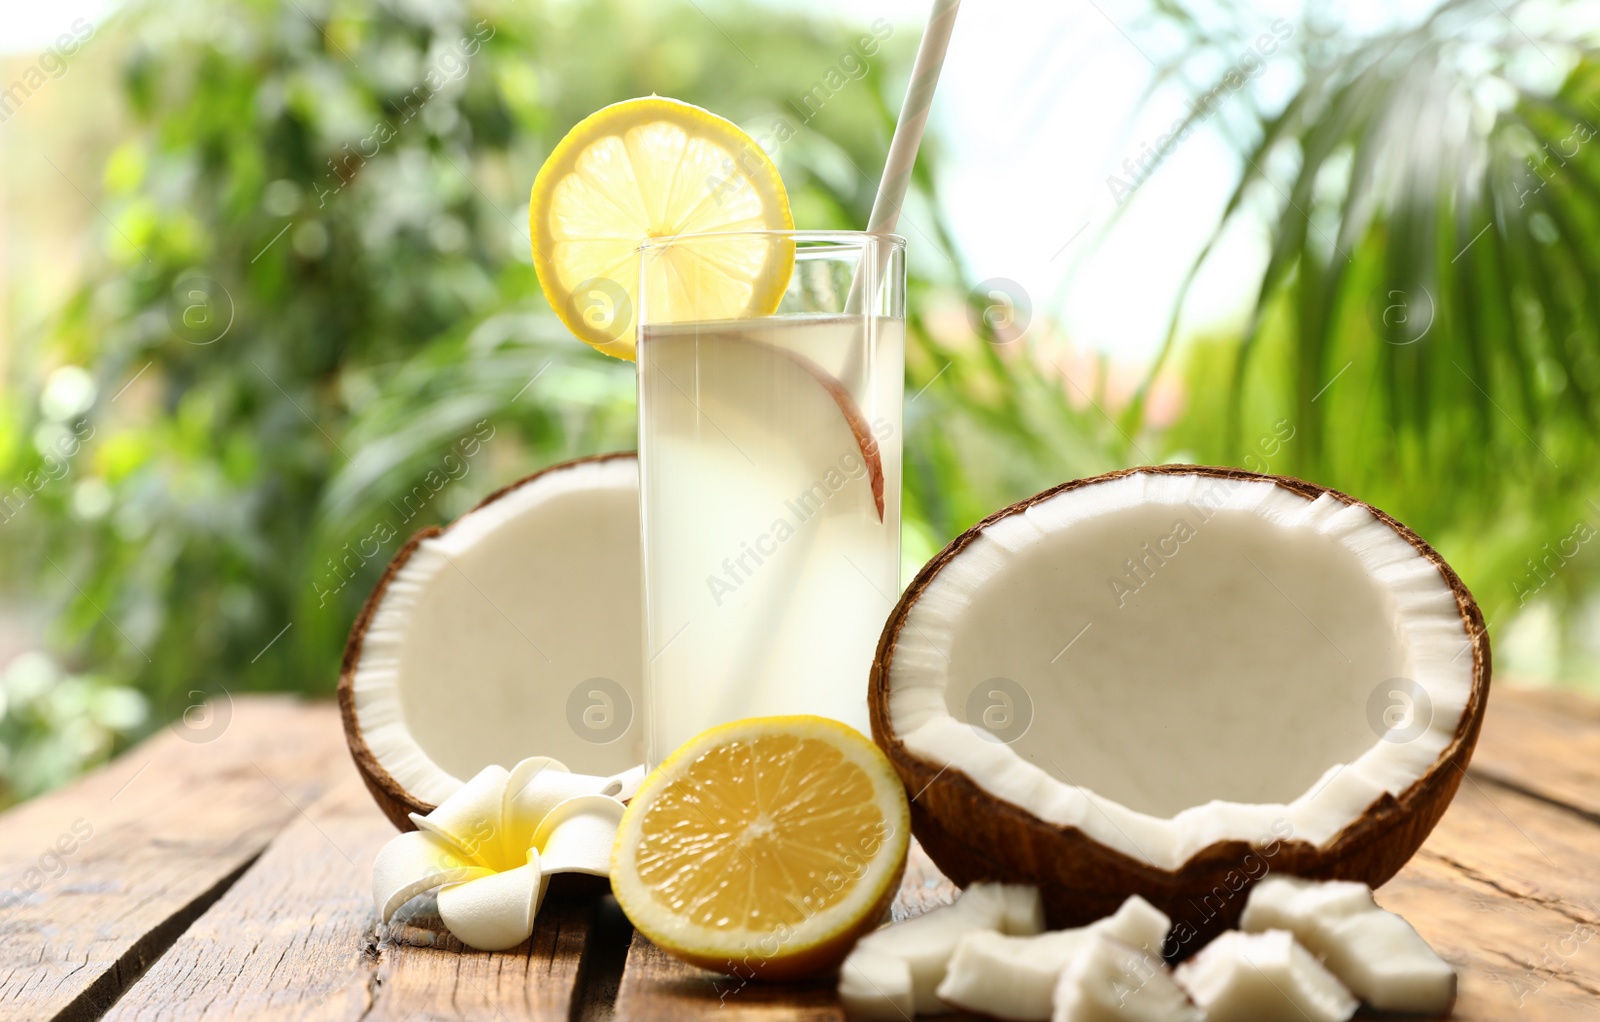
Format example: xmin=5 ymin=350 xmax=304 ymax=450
xmin=869 ymin=466 xmax=1490 ymax=942
xmin=340 ymin=452 xmax=644 ymax=831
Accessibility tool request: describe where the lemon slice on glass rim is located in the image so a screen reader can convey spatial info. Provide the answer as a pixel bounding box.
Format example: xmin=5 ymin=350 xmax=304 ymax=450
xmin=610 ymin=715 xmax=911 ymax=981
xmin=529 ymin=96 xmax=795 ymax=360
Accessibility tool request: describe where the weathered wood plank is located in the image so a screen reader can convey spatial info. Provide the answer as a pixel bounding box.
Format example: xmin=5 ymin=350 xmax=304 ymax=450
xmin=0 ymin=696 xmax=348 ymax=1022
xmin=1468 ymin=686 xmax=1600 ymax=820
xmin=609 ymin=842 xmax=955 ymax=1022
xmin=97 ymin=775 xmax=379 ymax=1022
xmin=612 ymin=936 xmax=843 ymax=1022
xmin=610 ymin=688 xmax=1600 ymax=1021
xmin=9 ymin=687 xmax=1600 ymax=1020
xmin=99 ymin=771 xmax=602 ymax=1022
xmin=370 ymin=891 xmax=598 ymax=1021
xmin=1376 ymin=774 xmax=1600 ymax=1022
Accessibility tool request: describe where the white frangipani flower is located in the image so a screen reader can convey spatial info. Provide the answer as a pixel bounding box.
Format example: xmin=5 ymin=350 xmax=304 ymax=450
xmin=372 ymin=756 xmax=635 ymax=950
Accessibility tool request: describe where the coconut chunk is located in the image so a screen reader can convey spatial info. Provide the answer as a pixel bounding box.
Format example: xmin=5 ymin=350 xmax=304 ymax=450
xmin=938 ymin=896 xmax=1170 ymax=1020
xmin=839 ymin=946 xmax=915 ymax=1022
xmin=1240 ymin=875 xmax=1376 ymax=929
xmin=1241 ymin=876 xmax=1457 ymax=1014
xmin=1322 ymin=911 xmax=1458 ymax=1015
xmin=1094 ymin=895 xmax=1170 ymax=954
xmin=1052 ymin=934 xmax=1201 ymax=1022
xmin=843 ymin=882 xmax=1042 ymax=1016
xmin=940 ymin=929 xmax=1089 ymax=1020
xmin=1174 ymin=929 xmax=1357 ymax=1022
xmin=958 ymin=880 xmax=1048 ymax=936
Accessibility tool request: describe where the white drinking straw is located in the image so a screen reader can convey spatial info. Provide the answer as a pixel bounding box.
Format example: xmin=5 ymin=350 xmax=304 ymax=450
xmin=868 ymin=0 xmax=961 ymax=237
xmin=724 ymin=4 xmax=962 ymax=713
xmin=848 ymin=0 xmax=961 ymax=311
xmin=844 ymin=0 xmax=953 ymax=393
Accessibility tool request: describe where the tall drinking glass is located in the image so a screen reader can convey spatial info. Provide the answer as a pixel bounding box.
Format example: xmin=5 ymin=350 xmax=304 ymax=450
xmin=636 ymin=231 xmax=905 ymax=763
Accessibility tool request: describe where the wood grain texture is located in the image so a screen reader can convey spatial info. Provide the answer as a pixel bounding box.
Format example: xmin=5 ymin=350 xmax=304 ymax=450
xmin=369 ymin=892 xmax=598 ymax=1022
xmin=1375 ymin=774 xmax=1600 ymax=1020
xmin=100 ymin=771 xmax=601 ymax=1022
xmin=96 ymin=774 xmax=380 ymax=1022
xmin=5 ymin=688 xmax=1600 ymax=1020
xmin=1469 ymin=686 xmax=1600 ymax=819
xmin=1379 ymin=684 xmax=1600 ymax=1021
xmin=607 ymin=841 xmax=964 ymax=1022
xmin=0 ymin=696 xmax=347 ymax=1022
xmin=612 ymin=935 xmax=844 ymax=1022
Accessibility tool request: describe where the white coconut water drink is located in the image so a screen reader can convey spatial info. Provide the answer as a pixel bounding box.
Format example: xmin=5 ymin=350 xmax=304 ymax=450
xmin=638 ymin=306 xmax=904 ymax=761
xmin=622 ymin=0 xmax=953 ymax=763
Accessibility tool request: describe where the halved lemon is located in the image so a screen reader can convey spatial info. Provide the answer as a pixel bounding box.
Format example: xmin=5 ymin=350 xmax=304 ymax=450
xmin=529 ymin=96 xmax=794 ymax=360
xmin=610 ymin=716 xmax=911 ymax=981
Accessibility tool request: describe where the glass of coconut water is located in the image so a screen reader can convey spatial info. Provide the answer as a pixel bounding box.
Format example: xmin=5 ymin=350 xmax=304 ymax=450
xmin=636 ymin=231 xmax=905 ymax=762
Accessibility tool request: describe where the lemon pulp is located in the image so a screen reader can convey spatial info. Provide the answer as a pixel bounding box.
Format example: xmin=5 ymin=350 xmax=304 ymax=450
xmin=611 ymin=716 xmax=910 ymax=980
xmin=529 ymin=96 xmax=794 ymax=359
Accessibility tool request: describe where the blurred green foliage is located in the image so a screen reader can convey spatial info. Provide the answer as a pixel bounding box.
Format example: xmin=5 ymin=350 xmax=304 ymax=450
xmin=1146 ymin=0 xmax=1600 ymax=675
xmin=0 ymin=0 xmax=1108 ymax=801
xmin=8 ymin=0 xmax=1600 ymax=803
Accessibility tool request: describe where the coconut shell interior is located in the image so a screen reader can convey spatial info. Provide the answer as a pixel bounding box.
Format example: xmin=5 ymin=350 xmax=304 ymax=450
xmin=869 ymin=465 xmax=1490 ymax=950
xmin=339 ymin=452 xmax=642 ymax=832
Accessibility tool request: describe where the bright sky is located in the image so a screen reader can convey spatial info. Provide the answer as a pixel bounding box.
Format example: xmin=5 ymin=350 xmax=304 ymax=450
xmin=805 ymin=0 xmax=1448 ymax=362
xmin=0 ymin=2 xmax=113 ymax=53
xmin=3 ymin=0 xmax=1449 ymax=363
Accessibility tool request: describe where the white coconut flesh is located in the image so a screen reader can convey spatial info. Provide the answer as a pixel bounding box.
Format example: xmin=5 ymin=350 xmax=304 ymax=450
xmin=1240 ymin=876 xmax=1456 ymax=1013
xmin=838 ymin=947 xmax=915 ymax=1022
xmin=1053 ymin=934 xmax=1202 ymax=1022
xmin=349 ymin=455 xmax=644 ymax=808
xmin=1173 ymin=929 xmax=1358 ymax=1022
xmin=938 ymin=895 xmax=1171 ymax=1020
xmin=842 ymin=882 xmax=1045 ymax=1016
xmin=885 ymin=470 xmax=1474 ymax=869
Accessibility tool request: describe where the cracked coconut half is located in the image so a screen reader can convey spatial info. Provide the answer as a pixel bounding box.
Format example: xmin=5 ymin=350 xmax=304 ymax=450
xmin=869 ymin=466 xmax=1490 ymax=941
xmin=340 ymin=453 xmax=645 ymax=830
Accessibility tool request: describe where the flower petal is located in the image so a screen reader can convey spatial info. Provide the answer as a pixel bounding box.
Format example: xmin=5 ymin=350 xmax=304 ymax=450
xmin=500 ymin=756 xmax=572 ymax=859
xmin=372 ymin=830 xmax=494 ymax=922
xmin=607 ymin=764 xmax=647 ymax=803
xmin=503 ymin=756 xmax=571 ymax=812
xmin=437 ymin=849 xmax=546 ymax=951
xmin=411 ymin=763 xmax=510 ymax=866
xmin=503 ymin=764 xmax=619 ymax=847
xmin=534 ymin=794 xmax=625 ymax=877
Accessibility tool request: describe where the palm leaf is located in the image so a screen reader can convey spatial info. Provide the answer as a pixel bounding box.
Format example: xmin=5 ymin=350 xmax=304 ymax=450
xmin=1152 ymin=0 xmax=1600 ymax=644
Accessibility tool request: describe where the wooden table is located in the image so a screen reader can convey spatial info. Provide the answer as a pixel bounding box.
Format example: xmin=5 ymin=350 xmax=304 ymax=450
xmin=1 ymin=690 xmax=1596 ymax=1021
